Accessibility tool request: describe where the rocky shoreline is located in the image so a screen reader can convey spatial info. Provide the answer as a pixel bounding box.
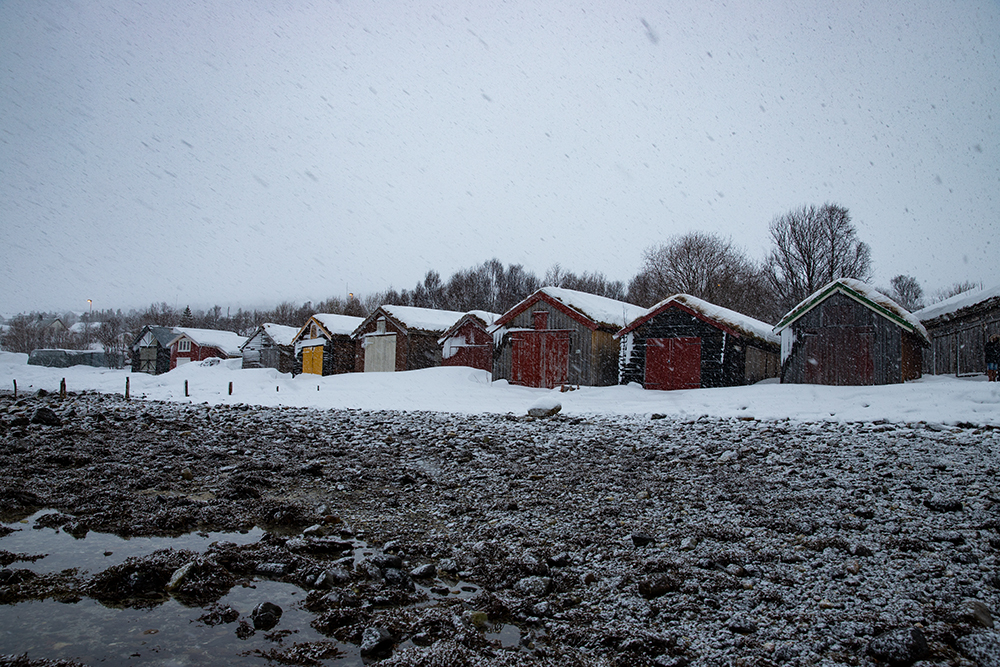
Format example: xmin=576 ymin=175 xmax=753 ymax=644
xmin=1 ymin=390 xmax=999 ymax=666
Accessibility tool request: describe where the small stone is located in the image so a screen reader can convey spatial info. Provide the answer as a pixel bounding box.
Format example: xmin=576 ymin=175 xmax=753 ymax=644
xmin=180 ymin=468 xmax=193 ymax=481
xmin=515 ymin=576 xmax=552 ymax=598
xmin=251 ymin=602 xmax=282 ymax=630
xmin=468 ymin=610 xmax=488 ymax=627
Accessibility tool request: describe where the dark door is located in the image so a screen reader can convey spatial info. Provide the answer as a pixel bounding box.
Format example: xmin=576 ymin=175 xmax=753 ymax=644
xmin=644 ymin=337 xmax=702 ymax=390
xmin=511 ymin=330 xmax=570 ymax=388
xmin=804 ymin=327 xmax=874 ymax=385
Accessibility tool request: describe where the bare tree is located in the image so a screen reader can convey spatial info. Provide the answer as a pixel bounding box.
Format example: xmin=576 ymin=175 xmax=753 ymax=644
xmin=880 ymin=275 xmax=925 ymax=312
xmin=2 ymin=314 xmax=41 ymax=353
xmin=930 ymin=280 xmax=983 ymax=304
xmin=629 ymin=232 xmax=775 ymax=319
xmin=543 ymin=264 xmax=626 ymax=300
xmin=765 ymin=203 xmax=872 ymax=312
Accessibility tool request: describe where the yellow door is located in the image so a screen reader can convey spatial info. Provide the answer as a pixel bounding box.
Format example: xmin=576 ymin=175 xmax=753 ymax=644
xmin=303 ymin=346 xmax=323 ymax=375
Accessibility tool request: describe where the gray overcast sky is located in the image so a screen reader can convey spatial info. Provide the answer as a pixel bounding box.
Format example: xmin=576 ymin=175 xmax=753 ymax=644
xmin=2 ymin=0 xmax=998 ymax=317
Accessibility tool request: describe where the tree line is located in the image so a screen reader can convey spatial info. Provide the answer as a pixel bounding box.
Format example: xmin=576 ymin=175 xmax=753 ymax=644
xmin=1 ymin=202 xmax=984 ymax=356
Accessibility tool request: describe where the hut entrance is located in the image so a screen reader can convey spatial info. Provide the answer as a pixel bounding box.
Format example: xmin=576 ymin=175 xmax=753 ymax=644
xmin=138 ymin=346 xmax=157 ymax=374
xmin=644 ymin=337 xmax=701 ymax=390
xmin=302 ymin=346 xmax=324 ymax=375
xmin=803 ymin=327 xmax=874 ymax=385
xmin=364 ymin=334 xmax=397 ymax=372
xmin=510 ymin=330 xmax=570 ymax=388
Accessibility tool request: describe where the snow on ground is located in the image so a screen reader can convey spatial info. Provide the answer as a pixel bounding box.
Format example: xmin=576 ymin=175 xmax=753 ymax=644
xmin=1 ymin=351 xmax=998 ymax=426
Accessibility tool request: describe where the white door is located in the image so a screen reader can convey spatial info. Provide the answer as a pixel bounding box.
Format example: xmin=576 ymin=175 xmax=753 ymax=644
xmin=364 ymin=334 xmax=397 ymax=372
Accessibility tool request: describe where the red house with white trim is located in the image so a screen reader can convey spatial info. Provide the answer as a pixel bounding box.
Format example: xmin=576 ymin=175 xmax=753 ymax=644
xmin=438 ymin=310 xmax=499 ymax=372
xmin=168 ymin=327 xmax=247 ymax=369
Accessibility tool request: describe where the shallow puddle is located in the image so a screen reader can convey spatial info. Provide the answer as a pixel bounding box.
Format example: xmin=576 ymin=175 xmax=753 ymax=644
xmin=0 ymin=511 xmax=515 ymax=665
xmin=0 ymin=511 xmax=356 ymax=665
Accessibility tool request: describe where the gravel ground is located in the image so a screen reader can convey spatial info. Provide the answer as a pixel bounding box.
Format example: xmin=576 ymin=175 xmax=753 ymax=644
xmin=1 ymin=390 xmax=999 ymax=667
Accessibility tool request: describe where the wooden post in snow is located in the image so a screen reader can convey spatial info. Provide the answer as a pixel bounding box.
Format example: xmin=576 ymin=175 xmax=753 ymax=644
xmin=12 ymin=379 xmax=16 ymax=399
xmin=125 ymin=377 xmax=130 ymax=401
xmin=185 ymin=380 xmax=189 ymax=397
xmin=228 ymin=381 xmax=233 ymax=396
xmin=60 ymin=378 xmax=66 ymax=399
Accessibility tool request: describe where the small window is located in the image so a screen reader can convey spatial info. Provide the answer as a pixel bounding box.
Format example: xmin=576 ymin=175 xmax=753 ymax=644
xmin=376 ymin=317 xmax=386 ymax=334
xmin=178 ymin=339 xmax=192 ymax=353
xmin=311 ymin=324 xmax=318 ymax=338
xmin=533 ymin=311 xmax=549 ymax=330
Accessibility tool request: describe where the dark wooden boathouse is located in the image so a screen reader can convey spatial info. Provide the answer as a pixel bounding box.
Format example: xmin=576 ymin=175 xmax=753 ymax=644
xmin=616 ymin=294 xmax=780 ymax=390
xmin=774 ymin=279 xmax=928 ymax=385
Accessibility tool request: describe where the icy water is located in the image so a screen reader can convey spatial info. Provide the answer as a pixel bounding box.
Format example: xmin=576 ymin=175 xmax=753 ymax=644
xmin=0 ymin=511 xmax=353 ymax=665
xmin=0 ymin=511 xmax=518 ymax=665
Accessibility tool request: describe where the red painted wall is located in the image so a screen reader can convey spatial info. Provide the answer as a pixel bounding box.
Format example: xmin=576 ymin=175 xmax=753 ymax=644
xmin=170 ymin=340 xmax=227 ymax=369
xmin=441 ymin=319 xmax=493 ymax=371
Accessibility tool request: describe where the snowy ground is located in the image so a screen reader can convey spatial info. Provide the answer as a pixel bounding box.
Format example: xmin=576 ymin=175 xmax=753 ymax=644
xmin=1 ymin=352 xmax=998 ymax=427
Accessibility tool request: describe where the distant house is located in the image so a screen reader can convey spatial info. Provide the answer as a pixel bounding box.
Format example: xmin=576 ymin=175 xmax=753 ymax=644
xmin=293 ymin=314 xmax=365 ymax=376
xmin=168 ymin=327 xmax=247 ymax=369
xmin=616 ymin=294 xmax=780 ymax=390
xmin=914 ymin=283 xmax=1000 ymax=376
xmin=131 ymin=325 xmax=178 ymax=375
xmin=241 ymin=323 xmax=299 ymax=374
xmin=773 ymin=279 xmax=928 ymax=385
xmin=492 ymin=287 xmax=644 ymax=388
xmin=438 ymin=311 xmax=500 ymax=372
xmin=353 ymin=305 xmax=465 ymax=373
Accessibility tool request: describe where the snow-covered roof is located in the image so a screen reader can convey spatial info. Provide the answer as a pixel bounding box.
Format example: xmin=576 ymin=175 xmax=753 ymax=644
xmin=375 ymin=305 xmax=466 ymax=334
xmin=617 ymin=294 xmax=779 ymax=346
xmin=438 ymin=310 xmax=502 ymax=344
xmin=244 ymin=323 xmax=299 ymax=348
xmin=169 ymin=327 xmax=247 ymax=356
xmin=311 ymin=313 xmax=365 ymax=337
xmin=774 ymin=278 xmax=929 ymax=343
xmin=912 ymin=283 xmax=1000 ymax=323
xmin=69 ymin=322 xmax=99 ymax=334
xmin=496 ymin=286 xmax=644 ymax=331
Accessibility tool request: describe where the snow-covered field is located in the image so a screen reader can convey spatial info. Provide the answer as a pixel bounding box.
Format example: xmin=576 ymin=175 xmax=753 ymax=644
xmin=2 ymin=352 xmax=997 ymax=426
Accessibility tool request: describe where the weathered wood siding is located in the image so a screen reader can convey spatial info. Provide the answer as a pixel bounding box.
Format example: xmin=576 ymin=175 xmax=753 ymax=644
xmin=494 ymin=303 xmax=619 ymax=386
xmin=782 ymin=292 xmax=920 ymax=385
xmin=922 ymin=302 xmax=1000 ymax=376
xmin=619 ymin=308 xmax=776 ymax=388
xmin=354 ymin=317 xmax=442 ymax=372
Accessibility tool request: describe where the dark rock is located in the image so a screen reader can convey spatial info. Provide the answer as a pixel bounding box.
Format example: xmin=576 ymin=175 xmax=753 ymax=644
xmin=30 ymin=407 xmax=61 ymax=426
xmin=370 ymin=554 xmax=403 ymax=570
xmin=360 ymin=626 xmax=394 ymax=656
xmin=632 ymin=533 xmax=657 ymax=547
xmin=410 ymin=563 xmax=436 ymax=579
xmin=382 ymin=567 xmax=415 ymax=591
xmin=866 ymin=627 xmax=929 ymax=666
xmin=251 ymin=601 xmax=282 ymax=630
xmin=727 ymin=615 xmax=758 ymax=634
xmin=527 ymin=402 xmax=561 ymax=418
xmin=638 ymin=574 xmax=679 ymax=599
xmin=925 ymin=495 xmax=963 ymax=513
